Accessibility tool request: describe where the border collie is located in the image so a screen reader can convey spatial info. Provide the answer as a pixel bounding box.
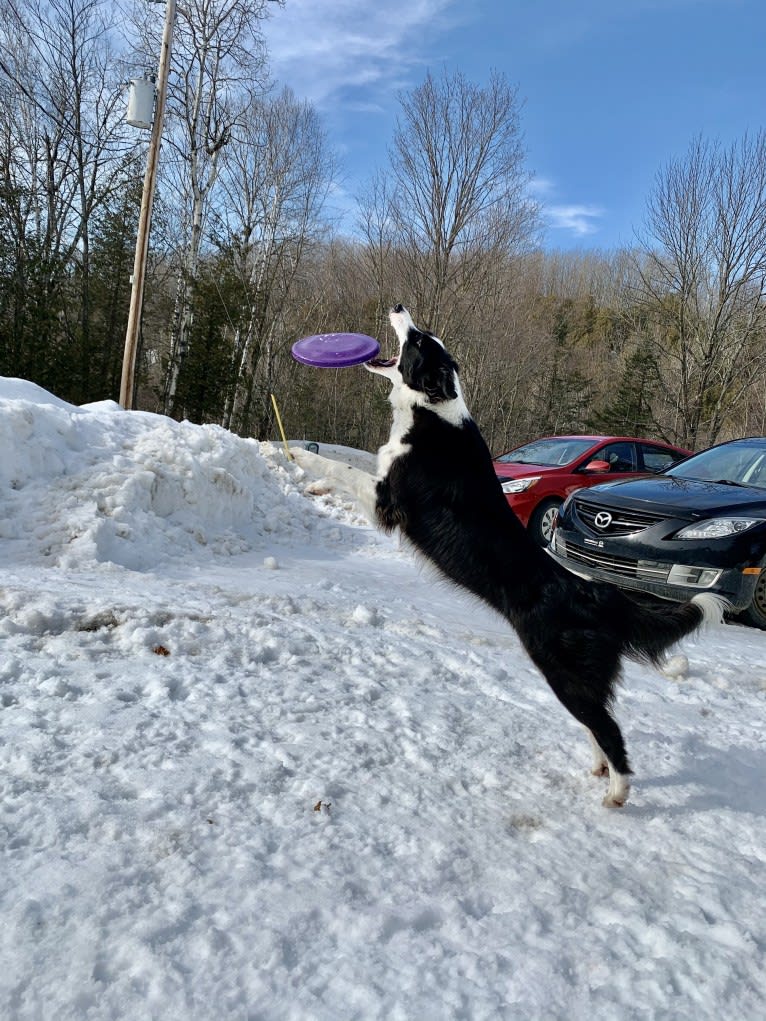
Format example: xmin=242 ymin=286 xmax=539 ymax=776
xmin=294 ymin=305 xmax=725 ymax=807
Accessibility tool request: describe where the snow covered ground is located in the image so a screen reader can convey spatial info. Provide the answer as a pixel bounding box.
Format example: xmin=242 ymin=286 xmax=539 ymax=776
xmin=1 ymin=377 xmax=765 ymax=1021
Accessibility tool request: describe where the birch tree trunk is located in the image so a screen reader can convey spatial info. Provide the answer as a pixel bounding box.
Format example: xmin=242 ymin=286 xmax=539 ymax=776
xmin=153 ymin=0 xmax=273 ymax=417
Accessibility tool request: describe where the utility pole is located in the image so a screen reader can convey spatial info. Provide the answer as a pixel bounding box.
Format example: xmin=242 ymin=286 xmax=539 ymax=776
xmin=119 ymin=0 xmax=177 ymax=409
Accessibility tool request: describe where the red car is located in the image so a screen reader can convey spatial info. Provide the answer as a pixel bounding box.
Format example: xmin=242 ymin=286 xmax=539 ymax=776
xmin=494 ymin=434 xmax=692 ymax=545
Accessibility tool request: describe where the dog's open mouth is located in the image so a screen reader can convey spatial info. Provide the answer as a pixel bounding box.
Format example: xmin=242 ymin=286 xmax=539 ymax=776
xmin=367 ymin=355 xmax=397 ymax=368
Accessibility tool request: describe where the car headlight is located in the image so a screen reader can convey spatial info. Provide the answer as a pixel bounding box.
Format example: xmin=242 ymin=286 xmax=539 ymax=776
xmin=500 ymin=476 xmax=541 ymax=494
xmin=675 ymin=517 xmax=764 ymax=539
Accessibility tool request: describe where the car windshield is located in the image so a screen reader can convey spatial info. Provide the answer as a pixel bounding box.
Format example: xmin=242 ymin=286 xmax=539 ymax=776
xmin=668 ymin=441 xmax=766 ymax=489
xmin=496 ymin=437 xmax=596 ymax=467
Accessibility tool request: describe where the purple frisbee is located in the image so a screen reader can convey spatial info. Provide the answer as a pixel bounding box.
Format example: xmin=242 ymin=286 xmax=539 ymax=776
xmin=291 ymin=332 xmax=380 ymax=368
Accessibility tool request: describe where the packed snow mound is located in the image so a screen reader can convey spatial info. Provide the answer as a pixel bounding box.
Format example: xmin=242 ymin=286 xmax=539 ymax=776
xmin=0 ymin=378 xmax=374 ymax=572
xmin=0 ymin=376 xmax=78 ymax=409
xmin=290 ymin=441 xmax=377 ymax=474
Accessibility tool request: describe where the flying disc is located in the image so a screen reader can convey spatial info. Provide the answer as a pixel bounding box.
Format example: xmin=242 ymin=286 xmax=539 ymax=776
xmin=291 ymin=332 xmax=380 ymax=368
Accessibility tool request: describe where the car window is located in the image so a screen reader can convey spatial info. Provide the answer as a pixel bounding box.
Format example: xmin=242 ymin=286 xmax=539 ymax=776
xmin=597 ymin=442 xmax=636 ymax=473
xmin=670 ymin=441 xmax=766 ymax=486
xmin=741 ymin=452 xmax=766 ymax=488
xmin=639 ymin=443 xmax=678 ymax=472
xmin=496 ymin=437 xmax=595 ymax=466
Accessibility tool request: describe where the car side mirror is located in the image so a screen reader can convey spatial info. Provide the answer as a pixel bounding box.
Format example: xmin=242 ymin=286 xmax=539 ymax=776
xmin=584 ymin=459 xmax=611 ymax=473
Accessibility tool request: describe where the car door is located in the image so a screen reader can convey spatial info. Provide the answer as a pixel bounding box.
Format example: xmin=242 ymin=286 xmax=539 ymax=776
xmin=637 ymin=442 xmax=682 ymax=473
xmin=594 ymin=441 xmax=637 ymax=474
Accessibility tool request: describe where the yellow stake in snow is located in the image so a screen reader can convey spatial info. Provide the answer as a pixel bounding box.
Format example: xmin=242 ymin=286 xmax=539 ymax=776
xmin=270 ymin=393 xmax=293 ymax=460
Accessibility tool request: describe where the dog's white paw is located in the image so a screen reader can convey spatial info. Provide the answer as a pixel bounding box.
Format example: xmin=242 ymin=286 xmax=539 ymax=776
xmin=660 ymin=653 xmax=689 ymax=680
xmin=602 ymin=774 xmax=630 ymax=808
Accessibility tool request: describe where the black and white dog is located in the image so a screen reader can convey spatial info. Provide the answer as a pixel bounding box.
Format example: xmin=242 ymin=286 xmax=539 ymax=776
xmin=294 ymin=305 xmax=725 ymax=807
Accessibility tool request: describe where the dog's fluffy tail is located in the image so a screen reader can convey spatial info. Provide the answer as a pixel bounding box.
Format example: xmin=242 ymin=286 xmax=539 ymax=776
xmin=624 ymin=591 xmax=728 ymax=665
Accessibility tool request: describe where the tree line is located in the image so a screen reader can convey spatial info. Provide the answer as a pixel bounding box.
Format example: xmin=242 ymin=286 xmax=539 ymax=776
xmin=1 ymin=0 xmax=765 ymax=455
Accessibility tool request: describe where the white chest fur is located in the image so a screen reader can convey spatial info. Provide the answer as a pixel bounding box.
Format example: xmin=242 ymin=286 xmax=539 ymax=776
xmin=376 ymin=395 xmax=414 ymax=479
xmin=375 ymin=380 xmax=471 ymax=480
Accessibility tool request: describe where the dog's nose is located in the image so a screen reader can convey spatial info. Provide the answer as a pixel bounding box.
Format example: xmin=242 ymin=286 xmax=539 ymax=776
xmin=393 ymin=303 xmax=404 ymax=314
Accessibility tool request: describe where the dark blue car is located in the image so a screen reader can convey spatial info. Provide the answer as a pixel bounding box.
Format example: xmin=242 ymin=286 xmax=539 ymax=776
xmin=550 ymin=437 xmax=766 ymax=628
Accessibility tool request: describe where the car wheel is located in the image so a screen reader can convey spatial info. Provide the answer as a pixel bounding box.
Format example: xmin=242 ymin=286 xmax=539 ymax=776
xmin=529 ymin=498 xmax=561 ymax=547
xmin=737 ymin=560 xmax=766 ymax=629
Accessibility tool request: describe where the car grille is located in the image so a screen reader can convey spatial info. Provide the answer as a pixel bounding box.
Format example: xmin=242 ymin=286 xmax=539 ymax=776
xmin=574 ymin=496 xmax=667 ymax=536
xmin=555 ymin=536 xmax=671 ymax=582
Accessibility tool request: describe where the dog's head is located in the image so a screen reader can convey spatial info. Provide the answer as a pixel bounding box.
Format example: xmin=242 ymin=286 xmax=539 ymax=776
xmin=366 ymin=304 xmax=461 ymax=407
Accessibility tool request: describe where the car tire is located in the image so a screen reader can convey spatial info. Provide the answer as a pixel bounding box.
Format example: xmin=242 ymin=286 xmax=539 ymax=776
xmin=529 ymin=498 xmax=562 ymax=547
xmin=736 ymin=559 xmax=766 ymax=630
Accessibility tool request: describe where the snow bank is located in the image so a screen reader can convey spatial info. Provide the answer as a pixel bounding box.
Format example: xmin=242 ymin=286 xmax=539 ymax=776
xmin=0 ymin=379 xmax=371 ymax=572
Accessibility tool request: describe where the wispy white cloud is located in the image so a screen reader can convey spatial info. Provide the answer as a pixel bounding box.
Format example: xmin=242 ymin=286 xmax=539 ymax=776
xmin=545 ymin=204 xmax=604 ymax=236
xmin=264 ymin=5 xmax=607 ymax=242
xmin=528 ymin=178 xmax=604 ymax=237
xmin=263 ymin=0 xmax=461 ymax=110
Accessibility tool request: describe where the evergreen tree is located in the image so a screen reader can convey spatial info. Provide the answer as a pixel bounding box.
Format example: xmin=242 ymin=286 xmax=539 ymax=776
xmin=170 ymin=264 xmax=239 ymax=424
xmin=532 ymin=303 xmax=593 ymax=435
xmin=588 ymin=344 xmax=661 ymax=436
xmin=87 ymin=184 xmax=141 ymax=402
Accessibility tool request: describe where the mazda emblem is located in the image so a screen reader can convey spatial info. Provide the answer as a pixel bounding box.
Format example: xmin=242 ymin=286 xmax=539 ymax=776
xmin=594 ymin=511 xmax=613 ymax=530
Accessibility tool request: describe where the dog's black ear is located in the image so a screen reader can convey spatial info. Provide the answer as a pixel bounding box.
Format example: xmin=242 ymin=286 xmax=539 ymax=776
xmin=399 ymin=330 xmax=459 ymax=402
xmin=423 ymin=360 xmax=458 ymax=403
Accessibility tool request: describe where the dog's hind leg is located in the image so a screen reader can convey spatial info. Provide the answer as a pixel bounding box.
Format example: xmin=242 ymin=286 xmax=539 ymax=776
xmin=584 ymin=724 xmax=631 ymax=807
xmin=587 ymin=729 xmax=610 ymax=777
xmin=579 ymin=707 xmax=631 ymax=808
xmin=529 ymin=640 xmax=632 ymax=807
xmin=545 ymin=677 xmax=632 ymax=807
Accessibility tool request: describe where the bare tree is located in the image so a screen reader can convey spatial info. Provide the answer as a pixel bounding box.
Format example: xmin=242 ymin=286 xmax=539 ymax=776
xmin=357 ymin=170 xmax=399 ymax=327
xmin=214 ymin=85 xmax=334 ymax=434
xmin=634 ymin=133 xmax=766 ymax=448
xmin=359 ymin=68 xmax=539 ymax=340
xmin=144 ymin=0 xmax=278 ymax=415
xmin=0 ymin=0 xmax=136 ymax=395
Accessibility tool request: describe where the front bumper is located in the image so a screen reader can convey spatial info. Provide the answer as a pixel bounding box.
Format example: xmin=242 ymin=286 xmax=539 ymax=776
xmin=501 ymin=489 xmax=537 ymax=527
xmin=548 ymin=532 xmax=759 ymax=610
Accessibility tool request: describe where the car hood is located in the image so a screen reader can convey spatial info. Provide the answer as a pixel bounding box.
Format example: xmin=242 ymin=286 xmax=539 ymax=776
xmin=579 ymin=475 xmax=766 ymax=517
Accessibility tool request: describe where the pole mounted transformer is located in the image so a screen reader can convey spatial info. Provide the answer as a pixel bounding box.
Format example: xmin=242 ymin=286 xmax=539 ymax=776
xmin=126 ymin=77 xmax=156 ymax=130
xmin=120 ymin=0 xmax=177 ymax=410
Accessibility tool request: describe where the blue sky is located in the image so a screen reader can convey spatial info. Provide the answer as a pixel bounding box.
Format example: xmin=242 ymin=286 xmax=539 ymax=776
xmin=263 ymin=0 xmax=764 ymax=250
